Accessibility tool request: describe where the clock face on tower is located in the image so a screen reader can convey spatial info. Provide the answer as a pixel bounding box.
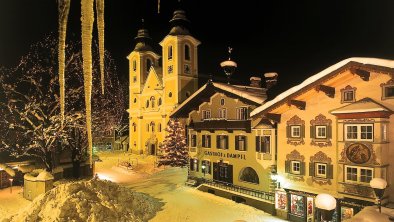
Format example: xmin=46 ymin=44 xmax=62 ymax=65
xmin=184 ymin=64 xmax=191 ymax=74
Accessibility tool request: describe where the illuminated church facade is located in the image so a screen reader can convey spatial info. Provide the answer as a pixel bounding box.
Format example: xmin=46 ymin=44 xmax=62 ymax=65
xmin=128 ymin=10 xmax=200 ymax=155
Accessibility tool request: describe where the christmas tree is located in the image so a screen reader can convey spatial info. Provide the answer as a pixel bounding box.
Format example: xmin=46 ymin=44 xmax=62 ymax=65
xmin=158 ymin=119 xmax=189 ymax=167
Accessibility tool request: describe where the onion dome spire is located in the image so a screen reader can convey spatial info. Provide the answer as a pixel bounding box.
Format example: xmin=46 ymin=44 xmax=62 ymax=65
xmin=134 ymin=19 xmax=153 ymax=51
xmin=169 ymin=8 xmax=191 ymax=35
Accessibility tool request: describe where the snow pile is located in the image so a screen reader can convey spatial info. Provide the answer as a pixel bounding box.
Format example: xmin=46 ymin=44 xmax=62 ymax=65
xmin=5 ymin=177 xmax=162 ymax=222
xmin=18 ymin=165 xmax=36 ymax=173
xmin=343 ymin=206 xmax=391 ymax=222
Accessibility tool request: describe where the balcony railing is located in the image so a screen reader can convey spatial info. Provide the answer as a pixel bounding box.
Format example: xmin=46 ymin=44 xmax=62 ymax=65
xmin=203 ymin=179 xmax=275 ymax=203
xmin=190 ymin=119 xmax=251 ymax=133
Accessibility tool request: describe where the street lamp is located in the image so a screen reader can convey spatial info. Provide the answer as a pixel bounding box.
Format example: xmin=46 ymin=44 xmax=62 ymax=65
xmin=202 ymin=165 xmax=206 ymax=177
xmin=370 ymin=177 xmax=387 ymax=213
xmin=220 ymin=47 xmax=237 ymax=84
xmin=315 ymin=193 xmax=337 ymax=222
xmin=9 ymin=178 xmax=13 ymax=193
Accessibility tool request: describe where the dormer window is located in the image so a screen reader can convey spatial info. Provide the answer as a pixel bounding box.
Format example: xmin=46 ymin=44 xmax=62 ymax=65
xmin=381 ymin=79 xmax=394 ymax=100
xmin=146 ymin=58 xmax=152 ymax=72
xmin=168 ymin=45 xmax=173 ymax=60
xmin=150 ymin=96 xmax=155 ymax=108
xmin=184 ymin=44 xmax=190 ymax=61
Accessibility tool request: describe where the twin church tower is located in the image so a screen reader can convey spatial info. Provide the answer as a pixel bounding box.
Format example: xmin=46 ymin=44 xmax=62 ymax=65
xmin=128 ymin=9 xmax=200 ymax=155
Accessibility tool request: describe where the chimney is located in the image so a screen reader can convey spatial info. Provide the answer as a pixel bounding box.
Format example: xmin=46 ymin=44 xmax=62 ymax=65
xmin=264 ymin=72 xmax=278 ymax=90
xmin=250 ymin=76 xmax=262 ymax=87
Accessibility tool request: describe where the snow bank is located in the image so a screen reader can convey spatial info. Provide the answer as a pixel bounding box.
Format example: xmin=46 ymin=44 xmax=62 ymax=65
xmin=4 ymin=177 xmax=162 ymax=222
xmin=0 ymin=163 xmax=15 ymax=177
xmin=343 ymin=206 xmax=391 ymax=222
xmin=35 ymin=171 xmax=54 ymax=181
xmin=18 ymin=165 xmax=36 ymax=173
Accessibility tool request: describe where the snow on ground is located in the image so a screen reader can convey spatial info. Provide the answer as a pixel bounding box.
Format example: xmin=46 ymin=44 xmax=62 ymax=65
xmin=0 ymin=186 xmax=30 ymax=219
xmin=3 ymin=177 xmax=162 ymax=222
xmin=0 ymin=151 xmax=287 ymax=222
xmin=343 ymin=206 xmax=394 ymax=222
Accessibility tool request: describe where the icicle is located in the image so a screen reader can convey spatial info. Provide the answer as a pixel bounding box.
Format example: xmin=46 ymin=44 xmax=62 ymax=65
xmin=81 ymin=0 xmax=94 ymax=167
xmin=96 ymin=0 xmax=105 ymax=95
xmin=57 ymin=0 xmax=71 ymax=126
xmin=158 ymin=0 xmax=160 ymax=13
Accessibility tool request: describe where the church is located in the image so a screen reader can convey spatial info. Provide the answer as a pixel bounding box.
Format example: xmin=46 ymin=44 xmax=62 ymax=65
xmin=128 ymin=9 xmax=200 ymax=155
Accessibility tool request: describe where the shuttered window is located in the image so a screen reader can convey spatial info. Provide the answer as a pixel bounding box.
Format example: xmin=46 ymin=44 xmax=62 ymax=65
xmin=309 ymin=162 xmax=334 ymax=179
xmin=202 ymin=135 xmax=211 ymax=148
xmin=216 ymin=135 xmax=228 ymax=149
xmin=285 ymin=160 xmax=305 ymax=175
xmin=235 ymin=136 xmax=247 ymax=151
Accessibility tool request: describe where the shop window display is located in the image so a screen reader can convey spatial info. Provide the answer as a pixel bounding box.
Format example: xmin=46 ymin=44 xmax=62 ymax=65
xmin=341 ymin=207 xmax=354 ymax=221
xmin=275 ymin=192 xmax=287 ymax=210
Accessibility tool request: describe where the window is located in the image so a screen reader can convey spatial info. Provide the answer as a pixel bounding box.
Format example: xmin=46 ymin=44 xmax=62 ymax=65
xmin=239 ymin=167 xmax=259 ymax=184
xmin=150 ymin=122 xmax=155 ymax=132
xmin=316 ymin=126 xmax=327 ymax=139
xmin=383 ymin=85 xmax=394 ymax=99
xmin=256 ymin=136 xmax=270 ymax=153
xmin=216 ymin=135 xmax=228 ymax=149
xmin=220 ymin=98 xmax=225 ymax=106
xmin=168 ymin=45 xmax=173 ymax=60
xmin=169 ymin=92 xmax=172 ymax=97
xmin=291 ymin=161 xmax=301 ymax=174
xmin=158 ymin=98 xmax=162 ymax=106
xmin=190 ymin=159 xmax=198 ymax=171
xmin=345 ymin=166 xmax=373 ymax=184
xmin=218 ymin=108 xmax=227 ymax=119
xmin=132 ymin=123 xmax=136 ymax=132
xmin=291 ymin=125 xmax=301 ymax=138
xmin=202 ymin=135 xmax=211 ymax=148
xmin=341 ymin=85 xmax=356 ymax=103
xmin=201 ymin=160 xmax=211 ymax=174
xmin=315 ymin=163 xmax=327 ymax=178
xmin=235 ymin=136 xmax=247 ymax=151
xmin=168 ymin=65 xmax=173 ymax=74
xmin=345 ymin=124 xmax=373 ymax=141
xmin=146 ymin=58 xmax=152 ymax=72
xmin=186 ymin=91 xmax=191 ymax=98
xmin=150 ymin=97 xmax=155 ymax=108
xmin=190 ymin=134 xmax=197 ymax=147
xmin=184 ymin=64 xmax=191 ymax=74
xmin=146 ymin=100 xmax=149 ymax=108
xmin=158 ymin=123 xmax=162 ymax=132
xmin=133 ymin=76 xmax=137 ymax=83
xmin=133 ymin=98 xmax=137 ymax=103
xmin=184 ymin=45 xmax=190 ymax=61
xmin=132 ymin=60 xmax=137 ymax=71
xmin=146 ymin=124 xmax=149 ymax=132
xmin=202 ymin=110 xmax=211 ymax=120
xmin=236 ymin=107 xmax=248 ymax=120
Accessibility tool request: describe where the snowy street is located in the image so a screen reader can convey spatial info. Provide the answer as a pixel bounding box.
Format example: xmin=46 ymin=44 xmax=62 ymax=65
xmin=96 ymin=152 xmax=287 ymax=222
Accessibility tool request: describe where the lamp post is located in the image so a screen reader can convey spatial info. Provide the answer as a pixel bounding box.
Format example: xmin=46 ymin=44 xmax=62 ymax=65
xmin=370 ymin=178 xmax=387 ymax=213
xmin=9 ymin=178 xmax=13 ymax=193
xmin=202 ymin=165 xmax=206 ymax=177
xmin=220 ymin=47 xmax=237 ymax=84
xmin=315 ymin=193 xmax=337 ymax=222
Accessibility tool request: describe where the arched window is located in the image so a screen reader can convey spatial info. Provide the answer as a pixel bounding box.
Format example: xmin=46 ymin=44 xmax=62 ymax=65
xmin=146 ymin=58 xmax=152 ymax=72
xmin=150 ymin=96 xmax=155 ymax=108
xmin=168 ymin=45 xmax=173 ymax=60
xmin=132 ymin=123 xmax=137 ymax=132
xmin=239 ymin=167 xmax=259 ymax=184
xmin=150 ymin=122 xmax=155 ymax=132
xmin=132 ymin=60 xmax=137 ymax=71
xmin=134 ymin=98 xmax=137 ymax=103
xmin=158 ymin=97 xmax=162 ymax=106
xmin=186 ymin=91 xmax=191 ymax=98
xmin=146 ymin=100 xmax=149 ymax=108
xmin=158 ymin=123 xmax=162 ymax=132
xmin=184 ymin=44 xmax=190 ymax=61
xmin=169 ymin=92 xmax=172 ymax=97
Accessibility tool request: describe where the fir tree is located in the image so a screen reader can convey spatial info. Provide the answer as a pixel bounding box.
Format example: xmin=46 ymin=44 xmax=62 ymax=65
xmin=158 ymin=119 xmax=189 ymax=167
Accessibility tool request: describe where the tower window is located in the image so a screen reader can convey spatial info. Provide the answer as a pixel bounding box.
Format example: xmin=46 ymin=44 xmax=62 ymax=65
xmin=150 ymin=122 xmax=155 ymax=132
xmin=146 ymin=100 xmax=149 ymax=108
xmin=150 ymin=96 xmax=155 ymax=108
xmin=186 ymin=91 xmax=191 ymax=98
xmin=133 ymin=76 xmax=137 ymax=83
xmin=132 ymin=123 xmax=137 ymax=132
xmin=134 ymin=98 xmax=137 ymax=103
xmin=168 ymin=45 xmax=173 ymax=60
xmin=185 ymin=44 xmax=190 ymax=61
xmin=169 ymin=92 xmax=172 ymax=97
xmin=158 ymin=123 xmax=162 ymax=132
xmin=158 ymin=97 xmax=162 ymax=106
xmin=132 ymin=60 xmax=137 ymax=71
xmin=146 ymin=58 xmax=152 ymax=72
xmin=220 ymin=98 xmax=225 ymax=106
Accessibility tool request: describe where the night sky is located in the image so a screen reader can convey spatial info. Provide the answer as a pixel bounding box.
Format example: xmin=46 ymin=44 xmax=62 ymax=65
xmin=1 ymin=0 xmax=394 ymax=97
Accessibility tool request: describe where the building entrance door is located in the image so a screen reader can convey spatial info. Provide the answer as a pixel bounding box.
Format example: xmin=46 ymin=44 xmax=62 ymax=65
xmin=213 ymin=161 xmax=233 ymax=184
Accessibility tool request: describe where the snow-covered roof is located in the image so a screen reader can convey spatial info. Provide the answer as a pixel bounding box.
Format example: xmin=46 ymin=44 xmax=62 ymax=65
xmin=330 ymin=97 xmax=392 ymax=114
xmin=251 ymin=57 xmax=394 ymax=117
xmin=171 ymin=81 xmax=266 ymax=118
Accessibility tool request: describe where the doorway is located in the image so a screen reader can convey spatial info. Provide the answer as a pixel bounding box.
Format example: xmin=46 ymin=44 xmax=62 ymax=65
xmin=150 ymin=144 xmax=156 ymax=155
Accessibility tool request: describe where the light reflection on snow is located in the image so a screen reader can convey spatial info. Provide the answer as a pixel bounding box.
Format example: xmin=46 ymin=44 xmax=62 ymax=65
xmin=96 ymin=173 xmax=114 ymax=182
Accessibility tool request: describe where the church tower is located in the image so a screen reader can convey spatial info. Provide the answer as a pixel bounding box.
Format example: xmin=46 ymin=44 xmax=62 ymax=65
xmin=160 ymin=9 xmax=200 ymax=113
